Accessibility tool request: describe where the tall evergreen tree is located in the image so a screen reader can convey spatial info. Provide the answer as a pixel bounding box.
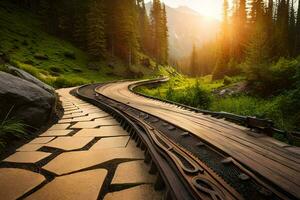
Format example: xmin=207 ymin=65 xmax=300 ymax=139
xmin=295 ymin=0 xmax=300 ymax=54
xmin=161 ymin=4 xmax=169 ymax=64
xmin=86 ymin=0 xmax=106 ymax=58
xmin=288 ymin=0 xmax=296 ymax=56
xmin=213 ymin=0 xmax=230 ymax=79
xmin=275 ymin=0 xmax=290 ymax=56
xmin=138 ymin=0 xmax=152 ymax=54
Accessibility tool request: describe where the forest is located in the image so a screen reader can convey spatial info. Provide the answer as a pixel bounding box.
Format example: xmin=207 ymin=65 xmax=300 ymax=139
xmin=0 ymin=0 xmax=300 ymax=141
xmin=12 ymin=0 xmax=168 ymax=66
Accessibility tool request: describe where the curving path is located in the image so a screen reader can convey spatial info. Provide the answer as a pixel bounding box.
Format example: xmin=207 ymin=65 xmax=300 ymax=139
xmin=0 ymin=88 xmax=161 ymax=200
xmin=96 ymin=80 xmax=300 ymax=199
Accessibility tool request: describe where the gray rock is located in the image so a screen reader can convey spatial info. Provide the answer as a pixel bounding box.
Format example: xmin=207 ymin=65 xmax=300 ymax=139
xmin=0 ymin=72 xmax=56 ymax=129
xmin=6 ymin=65 xmax=55 ymax=94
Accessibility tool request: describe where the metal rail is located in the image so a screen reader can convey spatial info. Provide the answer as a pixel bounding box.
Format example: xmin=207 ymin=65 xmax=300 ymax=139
xmin=75 ymin=83 xmax=295 ymax=200
xmin=129 ymin=78 xmax=300 ymax=144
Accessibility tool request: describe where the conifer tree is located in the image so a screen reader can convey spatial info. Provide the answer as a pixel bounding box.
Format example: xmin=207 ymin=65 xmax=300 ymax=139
xmin=213 ymin=0 xmax=230 ymax=79
xmin=161 ymin=4 xmax=169 ymax=64
xmin=138 ymin=0 xmax=152 ymax=54
xmin=288 ymin=0 xmax=296 ymax=56
xmin=86 ymin=0 xmax=106 ymax=58
xmin=295 ymin=0 xmax=300 ymax=54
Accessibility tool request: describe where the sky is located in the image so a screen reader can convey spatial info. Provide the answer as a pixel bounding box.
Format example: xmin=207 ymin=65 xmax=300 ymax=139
xmin=144 ymin=0 xmax=226 ymax=20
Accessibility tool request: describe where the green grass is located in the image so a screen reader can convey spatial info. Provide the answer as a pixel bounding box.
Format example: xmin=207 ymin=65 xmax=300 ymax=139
xmin=0 ymin=1 xmax=158 ymax=88
xmin=0 ymin=107 xmax=28 ymax=151
xmin=137 ymin=74 xmax=298 ymax=132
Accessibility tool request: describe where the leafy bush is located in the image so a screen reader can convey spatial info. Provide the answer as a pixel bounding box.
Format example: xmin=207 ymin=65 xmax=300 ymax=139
xmin=164 ymin=80 xmax=211 ymax=109
xmin=223 ymin=76 xmax=232 ymax=85
xmin=246 ymin=57 xmax=300 ymax=95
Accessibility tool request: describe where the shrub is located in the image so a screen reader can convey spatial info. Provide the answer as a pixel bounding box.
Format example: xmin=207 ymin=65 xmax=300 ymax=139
xmin=223 ymin=76 xmax=232 ymax=85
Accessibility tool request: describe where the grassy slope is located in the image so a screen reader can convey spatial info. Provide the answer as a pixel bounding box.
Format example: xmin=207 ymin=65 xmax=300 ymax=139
xmin=0 ymin=1 xmax=158 ymax=88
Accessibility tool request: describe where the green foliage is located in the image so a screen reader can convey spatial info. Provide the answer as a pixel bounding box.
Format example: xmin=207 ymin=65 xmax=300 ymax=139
xmin=0 ymin=107 xmax=28 ymax=150
xmin=223 ymin=76 xmax=232 ymax=85
xmin=246 ymin=57 xmax=300 ymax=95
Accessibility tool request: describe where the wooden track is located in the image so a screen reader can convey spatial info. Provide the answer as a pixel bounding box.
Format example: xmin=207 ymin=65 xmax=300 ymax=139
xmin=96 ymin=81 xmax=300 ymax=199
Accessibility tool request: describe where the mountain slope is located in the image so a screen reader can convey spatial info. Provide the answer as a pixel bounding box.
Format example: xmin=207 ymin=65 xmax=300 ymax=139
xmin=146 ymin=3 xmax=220 ymax=60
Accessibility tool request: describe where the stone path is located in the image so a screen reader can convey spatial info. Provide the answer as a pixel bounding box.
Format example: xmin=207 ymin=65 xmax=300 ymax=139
xmin=0 ymin=88 xmax=162 ymax=200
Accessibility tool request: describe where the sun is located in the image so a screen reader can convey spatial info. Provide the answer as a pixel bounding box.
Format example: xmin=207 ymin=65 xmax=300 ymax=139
xmin=190 ymin=1 xmax=223 ymax=20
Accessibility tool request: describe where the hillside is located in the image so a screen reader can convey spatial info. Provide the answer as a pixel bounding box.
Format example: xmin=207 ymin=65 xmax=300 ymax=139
xmin=0 ymin=1 xmax=156 ymax=88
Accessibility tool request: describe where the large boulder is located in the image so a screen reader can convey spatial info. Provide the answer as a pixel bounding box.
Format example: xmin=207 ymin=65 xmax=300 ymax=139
xmin=0 ymin=72 xmax=56 ymax=130
xmin=6 ymin=65 xmax=55 ymax=94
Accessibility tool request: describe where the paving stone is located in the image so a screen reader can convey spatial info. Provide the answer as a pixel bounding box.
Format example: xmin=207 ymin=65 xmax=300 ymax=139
xmin=70 ymin=116 xmax=96 ymax=122
xmin=112 ymin=160 xmax=155 ymax=184
xmin=29 ymin=137 xmax=55 ymax=144
xmin=64 ymin=107 xmax=80 ymax=112
xmin=64 ymin=110 xmax=83 ymax=115
xmin=70 ymin=117 xmax=119 ymax=129
xmin=62 ymin=112 xmax=87 ymax=119
xmin=26 ymin=169 xmax=107 ymax=200
xmin=4 ymin=152 xmax=51 ymax=163
xmin=0 ymin=168 xmax=45 ymax=200
xmin=48 ymin=124 xmax=71 ymax=130
xmin=58 ymin=119 xmax=73 ymax=124
xmin=45 ymin=137 xmax=94 ymax=151
xmin=43 ymin=148 xmax=144 ymax=175
xmin=103 ymin=185 xmax=162 ymax=200
xmin=40 ymin=130 xmax=73 ymax=137
xmin=17 ymin=144 xmax=44 ymax=152
xmin=90 ymin=136 xmax=130 ymax=150
xmin=74 ymin=126 xmax=128 ymax=137
xmin=70 ymin=121 xmax=102 ymax=129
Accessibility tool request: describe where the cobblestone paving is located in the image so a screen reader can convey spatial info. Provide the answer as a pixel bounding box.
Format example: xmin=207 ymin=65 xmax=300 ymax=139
xmin=0 ymin=88 xmax=162 ymax=200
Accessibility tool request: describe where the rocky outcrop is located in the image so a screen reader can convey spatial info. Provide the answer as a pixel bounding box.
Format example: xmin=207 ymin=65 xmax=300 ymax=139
xmin=0 ymin=72 xmax=56 ymax=130
xmin=6 ymin=65 xmax=54 ymax=94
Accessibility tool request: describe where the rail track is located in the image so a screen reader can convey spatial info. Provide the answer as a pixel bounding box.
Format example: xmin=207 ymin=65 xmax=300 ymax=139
xmin=76 ymin=79 xmax=300 ymax=200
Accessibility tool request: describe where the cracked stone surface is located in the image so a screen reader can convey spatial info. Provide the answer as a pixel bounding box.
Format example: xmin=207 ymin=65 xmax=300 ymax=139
xmin=103 ymin=185 xmax=162 ymax=200
xmin=45 ymin=137 xmax=94 ymax=151
xmin=26 ymin=169 xmax=107 ymax=200
xmin=0 ymin=168 xmax=45 ymax=200
xmin=40 ymin=129 xmax=73 ymax=137
xmin=43 ymin=148 xmax=144 ymax=175
xmin=4 ymin=152 xmax=51 ymax=163
xmin=112 ymin=160 xmax=156 ymax=184
xmin=90 ymin=136 xmax=130 ymax=150
xmin=74 ymin=126 xmax=128 ymax=137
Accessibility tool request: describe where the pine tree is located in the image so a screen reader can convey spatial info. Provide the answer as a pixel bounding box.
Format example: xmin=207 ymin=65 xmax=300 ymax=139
xmin=213 ymin=0 xmax=230 ymax=79
xmin=86 ymin=0 xmax=106 ymax=58
xmin=161 ymin=4 xmax=169 ymax=64
xmin=138 ymin=0 xmax=152 ymax=54
xmin=289 ymin=0 xmax=296 ymax=56
xmin=295 ymin=0 xmax=300 ymax=55
xmin=275 ymin=0 xmax=290 ymax=56
xmin=150 ymin=0 xmax=162 ymax=64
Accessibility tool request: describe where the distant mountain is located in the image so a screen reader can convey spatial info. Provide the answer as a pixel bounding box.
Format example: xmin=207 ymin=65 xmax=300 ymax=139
xmin=146 ymin=3 xmax=220 ymax=60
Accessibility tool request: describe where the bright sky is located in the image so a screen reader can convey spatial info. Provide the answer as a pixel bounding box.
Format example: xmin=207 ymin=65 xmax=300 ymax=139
xmin=145 ymin=0 xmax=227 ymax=20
